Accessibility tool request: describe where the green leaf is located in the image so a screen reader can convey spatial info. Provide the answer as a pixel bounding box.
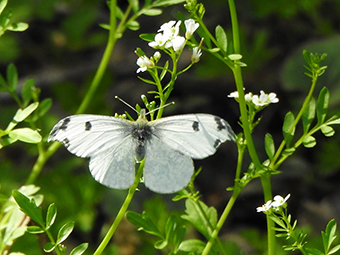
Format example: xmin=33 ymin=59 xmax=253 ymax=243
xmin=329 ymin=245 xmax=340 ymax=255
xmin=0 ymin=0 xmax=8 ymax=14
xmin=13 ymin=102 xmax=39 ymax=122
xmin=7 ymin=63 xmax=18 ymax=92
xmin=32 ymin=98 xmax=52 ymax=121
xmin=128 ymin=0 xmax=139 ymax=13
xmin=282 ymin=112 xmax=295 ymax=147
xmin=21 ymin=78 xmax=35 ymax=107
xmin=181 ymin=199 xmax=217 ymax=239
xmin=305 ymin=247 xmax=324 ymax=255
xmin=323 ymin=219 xmax=337 ymax=252
xmin=69 ymin=243 xmax=89 ymax=255
xmin=12 ymin=190 xmax=44 ymax=227
xmin=302 ymin=136 xmax=316 ymax=148
xmin=152 ymin=0 xmax=186 ymax=7
xmin=126 ymin=211 xmax=163 ymax=238
xmin=165 ymin=214 xmax=177 ymax=242
xmin=215 ymin=25 xmax=227 ymax=52
xmin=7 ymin=22 xmax=29 ymax=32
xmin=56 ymin=221 xmax=74 ymax=244
xmin=317 ymin=87 xmax=329 ymax=125
xmin=9 ymin=128 xmax=42 ymax=143
xmin=154 ymin=239 xmax=167 ymax=249
xmin=264 ymin=133 xmax=275 ymax=159
xmin=282 ymin=147 xmax=295 ymax=157
xmin=327 ymin=117 xmax=340 ymax=125
xmin=46 ymin=203 xmax=57 ymax=229
xmin=139 ymin=33 xmax=155 ymax=42
xmin=27 ymin=226 xmax=45 ymax=234
xmin=179 ymin=239 xmax=206 ymax=253
xmin=143 ymin=8 xmax=162 ymax=16
xmin=302 ymin=97 xmax=315 ymax=134
xmin=160 ymin=61 xmax=169 ymax=81
xmin=127 ymin=20 xmax=140 ymax=31
xmin=321 ymin=125 xmax=335 ymax=137
xmin=43 ymin=242 xmax=55 ymax=253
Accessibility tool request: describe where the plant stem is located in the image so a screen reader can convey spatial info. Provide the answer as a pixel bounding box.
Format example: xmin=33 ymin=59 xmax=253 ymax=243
xmin=76 ymin=0 xmax=120 ymax=114
xmin=228 ymin=0 xmax=275 ymax=254
xmin=201 ymin=189 xmax=240 ymax=255
xmin=93 ymin=162 xmax=144 ymax=255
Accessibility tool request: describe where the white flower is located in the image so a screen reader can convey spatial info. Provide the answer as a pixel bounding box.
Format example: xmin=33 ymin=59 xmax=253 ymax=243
xmin=136 ymin=56 xmax=154 ymax=73
xmin=271 ymin=194 xmax=290 ymax=208
xmin=252 ymin=90 xmax=279 ymax=107
xmin=184 ymin=19 xmax=199 ymax=39
xmin=191 ymin=46 xmax=202 ymax=63
xmin=172 ymin=36 xmax=186 ymax=52
xmin=256 ymin=200 xmax=272 ymax=212
xmin=245 ymin=92 xmax=253 ymax=102
xmin=148 ymin=33 xmax=168 ymax=48
xmin=228 ymin=91 xmax=239 ymax=98
xmin=158 ymin=20 xmax=177 ymax=33
xmin=152 ymin=51 xmax=161 ymax=62
xmin=267 ymin=92 xmax=279 ymax=103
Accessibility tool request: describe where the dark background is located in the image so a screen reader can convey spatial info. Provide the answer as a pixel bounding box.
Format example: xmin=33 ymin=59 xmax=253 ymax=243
xmin=1 ymin=0 xmax=340 ymax=254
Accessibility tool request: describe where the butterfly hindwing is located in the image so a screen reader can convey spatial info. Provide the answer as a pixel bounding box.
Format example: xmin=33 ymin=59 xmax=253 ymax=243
xmin=143 ymin=136 xmax=193 ymax=193
xmin=150 ymin=114 xmax=235 ymax=159
xmin=89 ymin=136 xmax=136 ymax=189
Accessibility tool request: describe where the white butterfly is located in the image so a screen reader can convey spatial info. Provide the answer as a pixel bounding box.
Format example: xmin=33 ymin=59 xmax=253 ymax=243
xmin=48 ymin=109 xmax=235 ymax=193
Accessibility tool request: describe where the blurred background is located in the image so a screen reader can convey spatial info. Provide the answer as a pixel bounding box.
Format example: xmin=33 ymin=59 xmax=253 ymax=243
xmin=1 ymin=0 xmax=340 ymax=254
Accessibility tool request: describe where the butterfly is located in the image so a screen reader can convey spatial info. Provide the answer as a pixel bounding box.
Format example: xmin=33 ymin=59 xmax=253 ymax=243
xmin=48 ymin=109 xmax=235 ymax=193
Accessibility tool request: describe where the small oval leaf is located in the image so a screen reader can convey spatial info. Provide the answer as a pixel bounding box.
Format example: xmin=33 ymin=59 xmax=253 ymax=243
xmin=56 ymin=221 xmax=74 ymax=244
xmin=302 ymin=136 xmax=316 ymax=148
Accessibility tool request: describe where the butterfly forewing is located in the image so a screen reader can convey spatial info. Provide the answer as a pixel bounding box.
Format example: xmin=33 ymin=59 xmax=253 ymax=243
xmin=150 ymin=114 xmax=235 ymax=159
xmin=144 ymin=136 xmax=193 ymax=193
xmin=48 ymin=115 xmax=134 ymax=158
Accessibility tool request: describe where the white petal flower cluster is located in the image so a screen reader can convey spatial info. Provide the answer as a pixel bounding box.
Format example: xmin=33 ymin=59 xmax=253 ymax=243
xmin=137 ymin=19 xmax=201 ymax=73
xmin=148 ymin=19 xmax=199 ymax=54
xmin=256 ymin=194 xmax=291 ymax=213
xmin=228 ymin=90 xmax=279 ymax=107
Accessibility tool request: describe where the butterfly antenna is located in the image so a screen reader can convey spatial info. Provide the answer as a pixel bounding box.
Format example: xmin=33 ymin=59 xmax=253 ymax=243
xmin=147 ymin=101 xmax=175 ymax=115
xmin=115 ymin=96 xmax=138 ymax=114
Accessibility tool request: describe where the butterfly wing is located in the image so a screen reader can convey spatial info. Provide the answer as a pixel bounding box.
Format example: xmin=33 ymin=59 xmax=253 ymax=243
xmin=143 ymin=135 xmax=193 ymax=193
xmin=89 ymin=136 xmax=136 ymax=189
xmin=150 ymin=114 xmax=235 ymax=159
xmin=48 ymin=114 xmax=136 ymax=189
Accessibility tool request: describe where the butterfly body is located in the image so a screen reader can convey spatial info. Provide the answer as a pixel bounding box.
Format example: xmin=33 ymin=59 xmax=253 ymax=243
xmin=48 ymin=109 xmax=235 ymax=193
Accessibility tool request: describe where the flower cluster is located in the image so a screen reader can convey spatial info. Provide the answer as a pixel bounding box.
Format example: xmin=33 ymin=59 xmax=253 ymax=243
xmin=228 ymin=90 xmax=279 ymax=107
xmin=136 ymin=19 xmax=201 ymax=73
xmin=256 ymin=194 xmax=290 ymax=213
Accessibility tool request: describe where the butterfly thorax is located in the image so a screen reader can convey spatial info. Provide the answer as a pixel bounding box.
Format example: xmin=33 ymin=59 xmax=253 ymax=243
xmin=132 ymin=110 xmax=154 ymax=162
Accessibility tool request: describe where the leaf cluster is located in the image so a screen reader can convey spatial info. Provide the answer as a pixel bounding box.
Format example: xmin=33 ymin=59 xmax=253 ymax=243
xmin=0 ymin=64 xmax=52 ymax=149
xmin=12 ymin=189 xmax=88 ymax=255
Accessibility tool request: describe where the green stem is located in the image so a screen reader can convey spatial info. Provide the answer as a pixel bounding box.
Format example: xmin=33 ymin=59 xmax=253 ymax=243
xmin=201 ymin=189 xmax=240 ymax=255
xmin=93 ymin=162 xmax=144 ymax=255
xmin=76 ymin=0 xmax=121 ymax=114
xmin=228 ymin=0 xmax=275 ymax=254
xmin=270 ymin=70 xmax=319 ymax=170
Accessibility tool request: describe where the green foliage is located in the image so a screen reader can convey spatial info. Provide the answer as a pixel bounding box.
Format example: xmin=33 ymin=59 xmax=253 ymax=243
xmin=12 ymin=189 xmax=88 ymax=255
xmin=1 ymin=0 xmax=340 ymax=255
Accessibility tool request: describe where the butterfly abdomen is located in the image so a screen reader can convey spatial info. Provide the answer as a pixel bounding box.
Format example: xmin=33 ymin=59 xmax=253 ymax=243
xmin=132 ymin=123 xmax=154 ymax=162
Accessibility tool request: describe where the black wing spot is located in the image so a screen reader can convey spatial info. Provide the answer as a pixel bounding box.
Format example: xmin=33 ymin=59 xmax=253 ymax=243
xmin=214 ymin=139 xmax=222 ymax=149
xmin=214 ymin=117 xmax=226 ymax=131
xmin=60 ymin=118 xmax=71 ymax=130
xmin=192 ymin=121 xmax=199 ymax=131
xmin=85 ymin=121 xmax=92 ymax=131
